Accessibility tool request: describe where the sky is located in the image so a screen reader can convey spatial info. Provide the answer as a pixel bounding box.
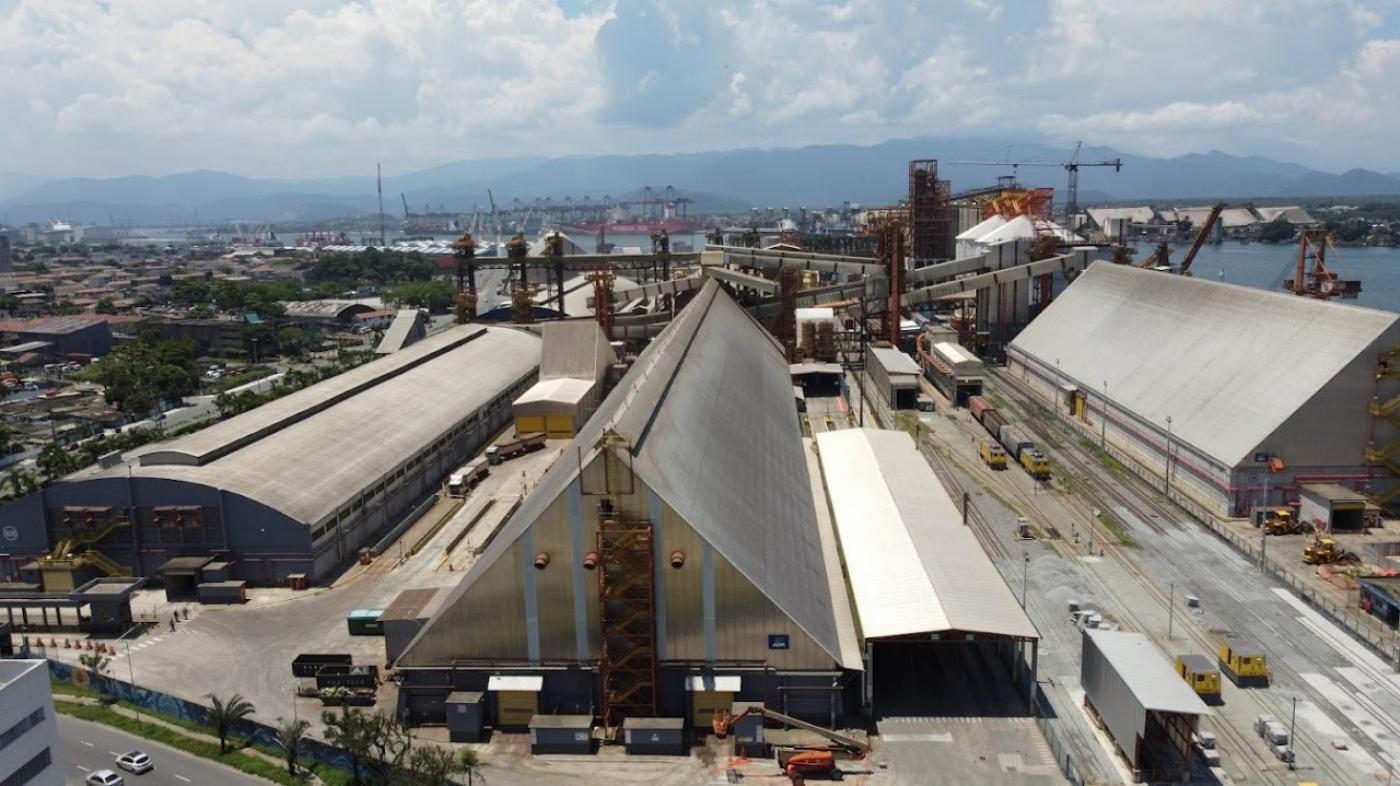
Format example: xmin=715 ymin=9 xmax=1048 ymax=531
xmin=1 ymin=0 xmax=1399 ymax=179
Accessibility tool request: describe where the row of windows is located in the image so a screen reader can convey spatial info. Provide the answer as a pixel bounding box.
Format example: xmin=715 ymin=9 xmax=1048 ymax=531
xmin=0 ymin=745 xmax=52 ymax=786
xmin=0 ymin=707 xmax=44 ymax=752
xmin=309 ymin=373 xmax=535 ymax=544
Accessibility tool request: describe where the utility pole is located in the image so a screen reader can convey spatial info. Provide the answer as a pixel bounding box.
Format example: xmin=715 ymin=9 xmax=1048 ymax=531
xmin=1167 ymin=583 xmax=1175 ymax=639
xmin=1288 ymin=695 xmax=1297 ymax=768
xmin=1163 ymin=415 xmax=1173 ymax=494
xmin=1100 ymin=380 xmax=1108 ymax=449
xmin=1021 ymin=551 xmax=1030 ymax=608
xmin=962 ymin=492 xmax=970 ymax=527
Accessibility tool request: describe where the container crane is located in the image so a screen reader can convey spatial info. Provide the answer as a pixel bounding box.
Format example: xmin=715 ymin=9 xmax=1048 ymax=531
xmin=952 ymin=141 xmax=1122 ymax=222
xmin=1139 ymin=202 xmax=1225 ymax=274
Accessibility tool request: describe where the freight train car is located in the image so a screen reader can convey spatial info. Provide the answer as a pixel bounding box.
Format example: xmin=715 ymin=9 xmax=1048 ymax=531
xmin=967 ymin=395 xmax=1051 ymax=481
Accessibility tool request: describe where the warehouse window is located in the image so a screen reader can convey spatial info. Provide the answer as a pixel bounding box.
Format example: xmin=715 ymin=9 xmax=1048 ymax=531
xmin=0 ymin=746 xmax=53 ymax=786
xmin=0 ymin=707 xmax=44 ymax=751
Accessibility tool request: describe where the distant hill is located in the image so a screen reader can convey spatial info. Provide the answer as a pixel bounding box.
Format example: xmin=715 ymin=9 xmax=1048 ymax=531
xmin=6 ymin=138 xmax=1400 ymax=223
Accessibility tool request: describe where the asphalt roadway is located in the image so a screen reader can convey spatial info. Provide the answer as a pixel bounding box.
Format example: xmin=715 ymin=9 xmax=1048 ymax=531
xmin=57 ymin=714 xmax=266 ymax=786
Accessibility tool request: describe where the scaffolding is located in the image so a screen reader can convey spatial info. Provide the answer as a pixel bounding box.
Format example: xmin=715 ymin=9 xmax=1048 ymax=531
xmin=595 ymin=432 xmax=658 ymax=730
xmin=908 ymin=160 xmax=953 ymax=264
xmin=1368 ymin=343 xmax=1400 ymax=511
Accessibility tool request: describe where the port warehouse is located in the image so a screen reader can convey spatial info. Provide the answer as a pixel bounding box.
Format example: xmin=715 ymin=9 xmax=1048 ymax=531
xmin=1005 ymin=262 xmax=1400 ymax=518
xmin=0 ymin=324 xmax=541 ymax=586
xmin=393 ymin=281 xmax=1038 ymax=729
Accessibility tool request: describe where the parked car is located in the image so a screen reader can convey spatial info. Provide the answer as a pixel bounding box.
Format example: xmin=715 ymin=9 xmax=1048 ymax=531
xmin=85 ymin=770 xmax=125 ymax=786
xmin=116 ymin=751 xmax=153 ymax=773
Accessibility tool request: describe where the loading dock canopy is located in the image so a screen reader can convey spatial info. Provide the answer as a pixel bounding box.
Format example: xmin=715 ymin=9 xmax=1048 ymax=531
xmin=1086 ymin=630 xmax=1211 ymax=717
xmin=159 ymin=556 xmax=214 ymax=576
xmin=487 ymin=675 xmax=543 ymax=691
xmin=815 ymin=428 xmax=1038 ymax=641
xmin=684 ymin=675 xmax=741 ymax=692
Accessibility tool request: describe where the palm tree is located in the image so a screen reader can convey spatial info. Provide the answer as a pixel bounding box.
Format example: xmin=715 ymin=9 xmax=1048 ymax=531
xmin=458 ymin=748 xmax=486 ymax=786
xmin=77 ymin=651 xmax=109 ymax=692
xmin=206 ymin=693 xmax=256 ymax=754
xmin=275 ymin=718 xmax=310 ymax=776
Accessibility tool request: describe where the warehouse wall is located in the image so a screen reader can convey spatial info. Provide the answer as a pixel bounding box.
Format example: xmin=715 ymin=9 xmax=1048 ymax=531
xmin=399 ymin=455 xmax=838 ymax=671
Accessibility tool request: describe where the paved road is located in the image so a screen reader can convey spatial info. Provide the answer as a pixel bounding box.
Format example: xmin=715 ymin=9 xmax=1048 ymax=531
xmin=57 ymin=714 xmax=268 ymax=786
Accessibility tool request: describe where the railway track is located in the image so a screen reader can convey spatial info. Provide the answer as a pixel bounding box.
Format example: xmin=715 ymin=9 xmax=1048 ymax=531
xmin=978 ymin=367 xmax=1365 ymax=784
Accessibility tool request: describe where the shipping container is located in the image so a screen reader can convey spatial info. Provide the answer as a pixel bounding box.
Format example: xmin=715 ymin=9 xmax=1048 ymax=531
xmin=196 ymin=580 xmax=247 ymax=605
xmin=346 ymin=608 xmax=385 ymax=636
xmin=292 ymin=653 xmax=353 ymax=678
xmin=315 ymin=664 xmax=379 ymax=689
xmin=528 ymin=715 xmax=594 ymax=755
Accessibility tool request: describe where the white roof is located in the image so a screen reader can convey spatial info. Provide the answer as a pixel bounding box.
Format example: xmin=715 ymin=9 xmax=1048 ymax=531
xmin=684 ymin=675 xmax=742 ymax=692
xmin=932 ymin=341 xmax=979 ymax=366
xmin=1085 ymin=630 xmax=1211 ymax=716
xmin=1087 ymin=207 xmax=1155 ymax=226
xmin=513 ymin=377 xmax=594 ymax=407
xmin=956 ymin=214 xmax=1007 ymax=241
xmin=1009 ymin=263 xmax=1400 ymax=467
xmin=974 ymin=215 xmax=1082 ymax=245
xmin=1255 ymin=206 xmax=1318 ymax=225
xmin=487 ymin=675 xmax=543 ymax=691
xmin=816 ymin=429 xmax=1038 ymax=641
xmin=869 ymin=346 xmax=920 ymax=376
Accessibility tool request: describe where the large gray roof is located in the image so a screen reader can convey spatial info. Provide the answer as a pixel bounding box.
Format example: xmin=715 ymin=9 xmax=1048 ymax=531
xmin=75 ymin=325 xmax=540 ymax=525
xmin=1085 ymin=629 xmax=1211 ymax=716
xmin=406 ymin=280 xmax=848 ymax=666
xmin=817 ymin=428 xmax=1038 ymax=641
xmin=1009 ymin=262 xmax=1400 ymax=467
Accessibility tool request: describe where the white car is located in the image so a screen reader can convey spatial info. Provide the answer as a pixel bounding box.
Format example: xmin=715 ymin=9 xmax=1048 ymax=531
xmin=116 ymin=750 xmax=153 ymax=773
xmin=85 ymin=770 xmax=125 ymax=786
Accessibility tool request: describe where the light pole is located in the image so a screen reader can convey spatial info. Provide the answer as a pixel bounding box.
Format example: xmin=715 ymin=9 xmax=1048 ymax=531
xmin=116 ymin=623 xmax=143 ymax=724
xmin=1055 ymin=358 xmax=1062 ymax=420
xmin=1163 ymin=415 xmax=1173 ymax=494
xmin=1021 ymin=551 xmax=1030 ymax=608
xmin=1100 ymin=380 xmax=1108 ymax=449
xmin=1288 ymin=695 xmax=1297 ymax=768
xmin=1167 ymin=583 xmax=1175 ymax=640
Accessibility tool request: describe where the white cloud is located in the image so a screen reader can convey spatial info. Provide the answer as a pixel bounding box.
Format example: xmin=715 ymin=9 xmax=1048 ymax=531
xmin=0 ymin=0 xmax=1398 ymax=177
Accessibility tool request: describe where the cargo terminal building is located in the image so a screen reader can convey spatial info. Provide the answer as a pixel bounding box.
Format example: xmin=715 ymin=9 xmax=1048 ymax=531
xmin=394 ymin=282 xmax=1038 ymax=733
xmin=0 ymin=325 xmax=540 ymax=586
xmin=1007 ymin=263 xmax=1400 ymax=517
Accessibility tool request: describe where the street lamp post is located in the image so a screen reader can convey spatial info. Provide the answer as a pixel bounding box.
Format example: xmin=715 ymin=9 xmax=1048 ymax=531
xmin=1288 ymin=695 xmax=1297 ymax=768
xmin=1021 ymin=551 xmax=1030 ymax=608
xmin=1167 ymin=583 xmax=1175 ymax=639
xmin=1164 ymin=415 xmax=1173 ymax=494
xmin=1100 ymin=380 xmax=1108 ymax=449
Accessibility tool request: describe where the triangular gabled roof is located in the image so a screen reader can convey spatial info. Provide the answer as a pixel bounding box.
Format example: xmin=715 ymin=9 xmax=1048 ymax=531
xmin=400 ymin=280 xmax=849 ymax=667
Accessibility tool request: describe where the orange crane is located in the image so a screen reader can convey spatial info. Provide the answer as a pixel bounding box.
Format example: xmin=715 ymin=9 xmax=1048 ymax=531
xmin=714 ymin=706 xmax=868 ymax=783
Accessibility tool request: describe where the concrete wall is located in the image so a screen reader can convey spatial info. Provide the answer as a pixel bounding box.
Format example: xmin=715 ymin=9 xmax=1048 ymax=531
xmin=0 ymin=659 xmax=62 ymax=786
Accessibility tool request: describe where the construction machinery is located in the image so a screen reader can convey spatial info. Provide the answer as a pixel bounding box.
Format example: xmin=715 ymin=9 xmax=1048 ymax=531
xmin=952 ymin=141 xmax=1123 ymax=222
xmin=1302 ymin=535 xmax=1359 ymax=566
xmin=714 ymin=706 xmax=868 ymax=783
xmin=1139 ymin=202 xmax=1224 ymax=274
xmin=1254 ymin=508 xmax=1309 ymax=536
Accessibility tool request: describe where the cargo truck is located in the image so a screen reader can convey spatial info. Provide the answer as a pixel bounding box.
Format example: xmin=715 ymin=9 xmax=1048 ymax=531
xmin=486 ymin=432 xmax=546 ymax=465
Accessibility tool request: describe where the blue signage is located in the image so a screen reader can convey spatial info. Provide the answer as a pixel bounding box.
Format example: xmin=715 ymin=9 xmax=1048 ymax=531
xmin=768 ymin=634 xmax=790 ymax=650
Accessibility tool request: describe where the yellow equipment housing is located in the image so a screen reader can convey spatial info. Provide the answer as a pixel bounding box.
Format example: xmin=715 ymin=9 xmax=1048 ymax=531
xmin=1020 ymin=449 xmax=1050 ymax=480
xmin=980 ymin=441 xmax=1007 ymax=469
xmin=1218 ymin=639 xmax=1270 ymax=688
xmin=1175 ymin=654 xmax=1222 ymax=704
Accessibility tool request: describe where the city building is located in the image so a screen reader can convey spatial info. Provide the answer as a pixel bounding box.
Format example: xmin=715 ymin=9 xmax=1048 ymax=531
xmin=281 ymin=299 xmax=379 ymax=328
xmin=0 ymin=659 xmax=61 ymax=786
xmin=11 ymin=317 xmax=112 ymax=359
xmin=1007 ymin=262 xmax=1400 ymax=517
xmin=0 ymin=324 xmax=541 ymax=586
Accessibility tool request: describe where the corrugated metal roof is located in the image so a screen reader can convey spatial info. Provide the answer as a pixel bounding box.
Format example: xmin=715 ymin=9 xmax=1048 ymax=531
xmin=869 ymin=346 xmax=920 ymax=376
xmin=75 ymin=325 xmax=540 ymax=526
xmin=375 ymin=309 xmax=425 ymax=355
xmin=816 ymin=428 xmax=1038 ymax=641
xmin=1085 ymin=630 xmax=1211 ymax=716
xmin=1009 ymin=262 xmax=1400 ymax=467
xmin=402 ymin=281 xmax=853 ymax=668
xmin=539 ymin=320 xmax=615 ymax=381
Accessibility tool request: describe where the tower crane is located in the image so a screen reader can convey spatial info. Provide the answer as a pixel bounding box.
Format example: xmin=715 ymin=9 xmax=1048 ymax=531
xmin=952 ymin=141 xmax=1122 ymax=222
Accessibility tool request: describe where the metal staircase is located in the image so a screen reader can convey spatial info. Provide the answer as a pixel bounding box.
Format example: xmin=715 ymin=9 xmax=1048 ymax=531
xmin=41 ymin=510 xmax=133 ymax=577
xmin=595 ymin=512 xmax=658 ymax=730
xmin=1368 ymin=344 xmax=1400 ymax=511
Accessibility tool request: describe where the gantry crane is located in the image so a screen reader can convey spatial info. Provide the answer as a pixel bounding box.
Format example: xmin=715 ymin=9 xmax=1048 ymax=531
xmin=952 ymin=141 xmax=1123 ymax=222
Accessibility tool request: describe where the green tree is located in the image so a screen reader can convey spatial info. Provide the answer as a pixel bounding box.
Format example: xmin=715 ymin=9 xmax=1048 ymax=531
xmin=95 ymin=298 xmax=118 ymax=314
xmin=321 ymin=708 xmax=411 ymax=785
xmin=1258 ymin=219 xmax=1296 ymax=243
xmin=277 ymin=325 xmax=307 ymax=356
xmin=89 ymin=339 xmax=199 ymax=416
xmin=50 ymin=300 xmax=81 ymax=315
xmin=3 ymin=468 xmax=40 ymax=498
xmin=274 ymin=718 xmax=310 ymax=777
xmin=206 ymin=693 xmax=256 ymax=754
xmin=37 ymin=443 xmax=77 ymax=483
xmin=0 ymin=424 xmax=13 ymax=456
xmin=389 ymin=281 xmax=454 ymax=312
xmin=187 ymin=304 xmax=215 ymax=319
xmin=78 ymin=651 xmax=110 ymax=691
xmin=459 ymin=747 xmax=487 ymax=786
xmin=404 ymin=745 xmax=460 ymax=785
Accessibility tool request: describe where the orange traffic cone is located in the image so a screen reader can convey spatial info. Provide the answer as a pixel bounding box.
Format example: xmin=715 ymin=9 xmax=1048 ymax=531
xmin=107 ymin=645 xmax=117 ymax=656
xmin=50 ymin=638 xmax=58 ymax=648
xmin=84 ymin=640 xmax=92 ymax=650
xmin=63 ymin=639 xmax=71 ymax=648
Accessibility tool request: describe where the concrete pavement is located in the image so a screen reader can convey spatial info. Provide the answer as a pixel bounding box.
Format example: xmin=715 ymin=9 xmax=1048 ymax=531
xmin=57 ymin=714 xmax=268 ymax=786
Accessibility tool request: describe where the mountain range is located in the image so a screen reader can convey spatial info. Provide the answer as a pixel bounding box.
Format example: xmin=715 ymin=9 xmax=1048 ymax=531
xmin=4 ymin=138 xmax=1400 ymax=226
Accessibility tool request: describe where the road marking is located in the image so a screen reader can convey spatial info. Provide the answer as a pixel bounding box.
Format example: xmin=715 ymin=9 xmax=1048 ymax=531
xmin=175 ymin=775 xmax=191 ymax=782
xmin=76 ymin=765 xmax=90 ymax=771
xmin=81 ymin=740 xmax=94 ymax=747
xmin=109 ymin=750 xmax=122 ymax=756
xmin=882 ymin=732 xmax=953 ymax=742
